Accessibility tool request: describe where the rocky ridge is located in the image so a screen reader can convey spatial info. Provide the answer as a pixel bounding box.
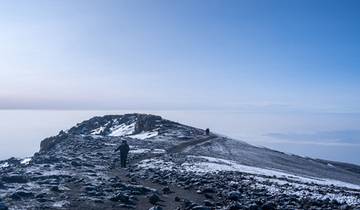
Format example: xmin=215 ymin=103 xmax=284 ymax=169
xmin=0 ymin=113 xmax=359 ymax=209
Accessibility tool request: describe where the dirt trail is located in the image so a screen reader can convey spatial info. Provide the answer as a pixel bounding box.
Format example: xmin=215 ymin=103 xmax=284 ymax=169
xmin=109 ymin=135 xmax=217 ymax=209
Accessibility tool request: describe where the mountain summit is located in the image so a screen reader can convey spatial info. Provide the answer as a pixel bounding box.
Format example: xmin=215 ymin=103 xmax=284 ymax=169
xmin=0 ymin=113 xmax=359 ymax=209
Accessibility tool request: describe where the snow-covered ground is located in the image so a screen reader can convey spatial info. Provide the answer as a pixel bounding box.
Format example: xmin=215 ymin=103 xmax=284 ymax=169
xmin=187 ymin=156 xmax=360 ymax=190
xmin=137 ymin=155 xmax=360 ymax=205
xmin=128 ymin=131 xmax=159 ymax=140
xmin=20 ymin=158 xmax=32 ymax=165
xmin=90 ymin=124 xmax=107 ymax=135
xmin=130 ymin=148 xmax=165 ymax=154
xmin=0 ymin=162 xmax=9 ymax=168
xmin=0 ymin=157 xmax=31 ymax=168
xmin=109 ymin=123 xmax=135 ymax=137
xmin=89 ymin=122 xmax=160 ymax=139
xmin=138 ymin=155 xmax=360 ymax=190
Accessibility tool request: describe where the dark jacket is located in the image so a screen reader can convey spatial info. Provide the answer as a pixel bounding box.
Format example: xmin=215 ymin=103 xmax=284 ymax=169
xmin=115 ymin=143 xmax=130 ymax=156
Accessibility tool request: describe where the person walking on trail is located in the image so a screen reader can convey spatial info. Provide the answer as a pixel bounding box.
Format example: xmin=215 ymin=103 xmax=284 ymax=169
xmin=115 ymin=140 xmax=130 ymax=168
xmin=205 ymin=128 xmax=210 ymax=136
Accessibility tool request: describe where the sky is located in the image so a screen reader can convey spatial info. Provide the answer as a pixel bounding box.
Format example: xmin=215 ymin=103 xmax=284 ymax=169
xmin=0 ymin=0 xmax=359 ymax=112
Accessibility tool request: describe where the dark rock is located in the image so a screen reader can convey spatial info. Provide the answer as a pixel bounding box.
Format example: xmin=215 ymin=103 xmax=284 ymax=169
xmin=84 ymin=186 xmax=96 ymax=192
xmin=33 ymin=156 xmax=60 ymax=164
xmin=174 ymin=196 xmax=181 ymax=202
xmin=10 ymin=191 xmax=34 ymax=200
xmin=227 ymin=191 xmax=241 ymax=201
xmin=201 ymin=187 xmax=216 ymax=194
xmin=124 ymin=185 xmax=151 ymax=195
xmin=110 ymin=193 xmax=130 ymax=203
xmin=2 ymin=175 xmax=28 ymax=183
xmin=192 ymin=206 xmax=212 ymax=210
xmin=5 ymin=157 xmax=21 ymax=165
xmin=162 ymin=187 xmax=171 ymax=194
xmin=204 ymin=193 xmax=213 ymax=199
xmin=203 ymin=200 xmax=214 ymax=207
xmin=37 ymin=198 xmax=49 ymax=203
xmin=71 ymin=161 xmax=81 ymax=167
xmin=134 ymin=114 xmax=162 ymax=134
xmin=50 ymin=186 xmax=62 ymax=192
xmin=181 ymin=199 xmax=195 ymax=209
xmin=248 ymin=204 xmax=260 ymax=210
xmin=148 ymin=194 xmax=160 ymax=205
xmin=35 ymin=193 xmax=47 ymax=199
xmin=40 ymin=133 xmax=68 ymax=152
xmin=0 ymin=200 xmax=8 ymax=210
xmin=130 ymin=177 xmax=137 ymax=183
xmin=340 ymin=204 xmax=352 ymax=210
xmin=94 ymin=199 xmax=104 ymax=203
xmin=262 ymin=202 xmax=276 ymax=210
xmin=225 ymin=203 xmax=243 ymax=210
xmin=118 ymin=204 xmax=135 ymax=209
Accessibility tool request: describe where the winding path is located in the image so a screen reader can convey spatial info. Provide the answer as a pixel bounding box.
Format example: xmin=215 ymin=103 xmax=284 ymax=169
xmin=108 ymin=135 xmax=217 ymax=209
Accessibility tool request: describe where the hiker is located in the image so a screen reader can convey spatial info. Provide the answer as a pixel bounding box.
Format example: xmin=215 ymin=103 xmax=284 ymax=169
xmin=115 ymin=140 xmax=130 ymax=168
xmin=205 ymin=128 xmax=210 ymax=135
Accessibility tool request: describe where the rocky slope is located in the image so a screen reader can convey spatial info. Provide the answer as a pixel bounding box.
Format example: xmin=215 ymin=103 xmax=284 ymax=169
xmin=0 ymin=113 xmax=359 ymax=210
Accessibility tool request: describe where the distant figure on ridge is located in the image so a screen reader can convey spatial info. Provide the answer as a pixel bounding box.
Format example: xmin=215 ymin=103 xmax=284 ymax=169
xmin=115 ymin=140 xmax=130 ymax=168
xmin=205 ymin=128 xmax=210 ymax=136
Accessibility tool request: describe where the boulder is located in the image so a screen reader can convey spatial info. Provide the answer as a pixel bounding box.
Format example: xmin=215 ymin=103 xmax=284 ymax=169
xmin=162 ymin=187 xmax=171 ymax=194
xmin=148 ymin=194 xmax=160 ymax=205
xmin=227 ymin=191 xmax=241 ymax=201
xmin=50 ymin=186 xmax=63 ymax=193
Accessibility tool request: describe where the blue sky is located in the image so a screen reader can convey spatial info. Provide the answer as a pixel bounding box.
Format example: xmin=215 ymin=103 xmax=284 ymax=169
xmin=1 ymin=0 xmax=359 ymax=112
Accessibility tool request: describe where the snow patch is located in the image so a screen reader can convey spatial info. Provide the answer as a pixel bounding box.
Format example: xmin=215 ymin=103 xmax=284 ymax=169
xmin=21 ymin=158 xmax=32 ymax=165
xmin=130 ymin=148 xmax=166 ymax=154
xmin=128 ymin=131 xmax=158 ymax=140
xmin=109 ymin=123 xmax=135 ymax=137
xmin=138 ymin=159 xmax=176 ymax=171
xmin=0 ymin=162 xmax=9 ymax=168
xmin=189 ymin=156 xmax=360 ymax=190
xmin=90 ymin=126 xmax=106 ymax=135
xmin=52 ymin=200 xmax=70 ymax=208
xmin=152 ymin=149 xmax=166 ymax=154
xmin=185 ymin=156 xmax=360 ymax=190
xmin=138 ymin=155 xmax=360 ymax=190
xmin=327 ymin=163 xmax=335 ymax=167
xmin=42 ymin=170 xmax=71 ymax=176
xmin=131 ymin=149 xmax=151 ymax=154
xmin=90 ymin=135 xmax=104 ymax=139
xmin=253 ymin=176 xmax=360 ymax=205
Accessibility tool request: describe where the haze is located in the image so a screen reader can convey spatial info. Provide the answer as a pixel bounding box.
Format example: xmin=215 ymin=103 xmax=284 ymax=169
xmin=0 ymin=1 xmax=359 ymax=164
